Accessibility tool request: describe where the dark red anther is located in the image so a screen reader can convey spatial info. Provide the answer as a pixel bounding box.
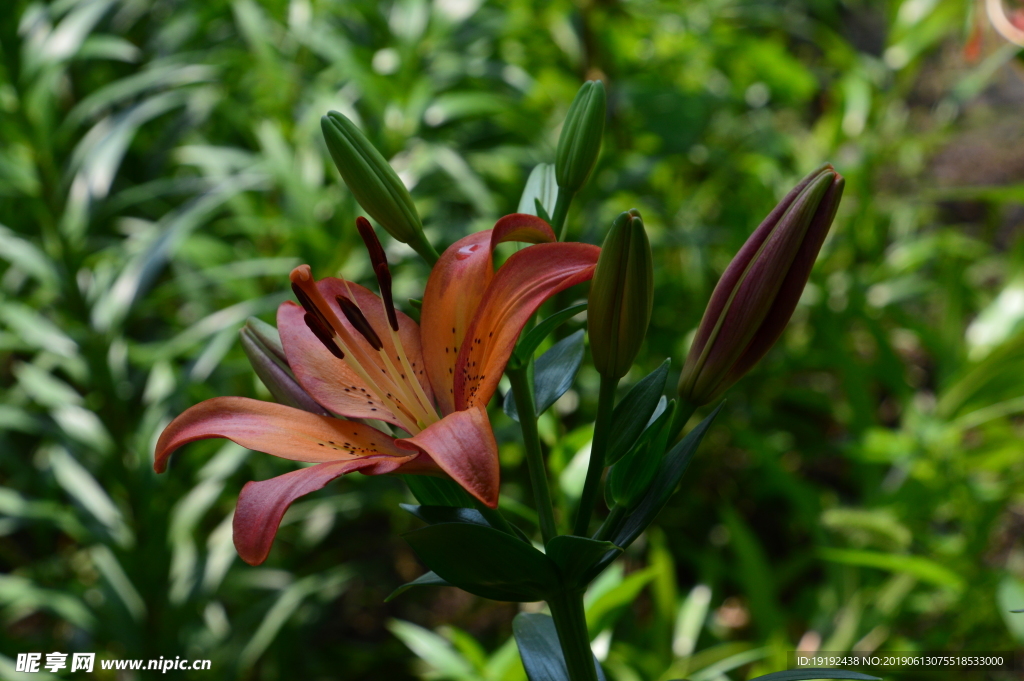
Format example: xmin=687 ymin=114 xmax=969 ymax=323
xmin=292 ymin=283 xmax=333 ymax=332
xmin=355 ymin=217 xmax=399 ymax=331
xmin=303 ymin=312 xmax=344 ymax=359
xmin=337 ymin=295 xmax=384 ymax=351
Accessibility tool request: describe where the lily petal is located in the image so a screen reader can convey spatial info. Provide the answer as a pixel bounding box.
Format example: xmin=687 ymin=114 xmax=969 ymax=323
xmin=278 ymin=301 xmax=403 ymax=425
xmin=318 ymin=279 xmax=433 ymax=399
xmin=398 ymin=406 xmax=500 ymax=508
xmin=234 ymin=456 xmax=411 ymax=565
xmin=421 ymin=216 xmax=556 ymax=414
xmin=154 ymin=396 xmax=409 ymax=472
xmin=454 ymin=242 xmax=600 ymax=410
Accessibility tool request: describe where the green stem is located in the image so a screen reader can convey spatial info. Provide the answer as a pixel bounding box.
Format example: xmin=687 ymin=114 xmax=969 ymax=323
xmin=507 ymin=365 xmax=558 ymax=544
xmin=548 ymin=590 xmax=600 ymax=681
xmin=553 ymin=188 xmax=574 ymax=240
xmin=573 ymin=375 xmax=617 ymax=537
xmin=411 ymin=234 xmax=441 ymax=267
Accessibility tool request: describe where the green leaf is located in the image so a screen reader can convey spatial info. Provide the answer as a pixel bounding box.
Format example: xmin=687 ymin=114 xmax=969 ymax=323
xmin=385 ymin=571 xmax=452 ymax=602
xmin=388 ymin=619 xmax=477 ymax=681
xmin=743 ymin=670 xmax=880 ymax=681
xmin=509 ymin=303 xmax=587 ymax=370
xmin=401 ymin=504 xmax=493 ymax=528
xmin=608 ymin=404 xmax=722 ymax=549
xmin=818 ymin=548 xmax=965 ymax=592
xmin=518 ymin=163 xmax=558 ymax=219
xmin=608 ymin=400 xmax=675 ymax=509
xmin=506 ymin=330 xmax=585 ymax=421
xmin=606 ymin=359 xmax=670 ymax=466
xmin=585 ymin=566 xmax=657 ymax=636
xmin=403 ymin=475 xmax=477 ymax=507
xmin=401 ymin=503 xmax=531 ymax=542
xmin=403 ymin=522 xmax=559 ymax=601
xmin=513 ymin=613 xmax=607 ymax=681
xmin=546 ymin=535 xmax=620 ymax=589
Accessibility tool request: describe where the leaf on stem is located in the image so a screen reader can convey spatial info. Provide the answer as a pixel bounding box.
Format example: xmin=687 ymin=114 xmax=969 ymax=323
xmin=403 ymin=523 xmax=559 ymax=601
xmin=546 ymin=535 xmax=621 ymax=590
xmin=505 ymin=330 xmax=585 ymax=421
xmin=385 ymin=571 xmax=452 ymax=602
xmin=605 ymin=404 xmax=723 ymax=550
xmin=508 ymin=303 xmax=587 ymax=371
xmin=605 ymin=359 xmax=670 ymax=465
xmin=513 ymin=613 xmax=607 ymax=681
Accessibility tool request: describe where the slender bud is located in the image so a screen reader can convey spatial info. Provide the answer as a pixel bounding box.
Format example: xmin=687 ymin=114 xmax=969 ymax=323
xmin=678 ymin=164 xmax=845 ymax=406
xmin=555 ymin=80 xmax=606 ymax=194
xmin=588 ymin=208 xmax=654 ymax=379
xmin=239 ymin=318 xmax=329 ymax=415
xmin=608 ymin=401 xmax=675 ymax=510
xmin=320 ymin=111 xmax=439 ymax=264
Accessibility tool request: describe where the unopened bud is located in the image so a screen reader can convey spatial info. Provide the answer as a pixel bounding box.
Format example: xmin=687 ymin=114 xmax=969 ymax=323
xmin=588 ymin=208 xmax=654 ymax=379
xmin=240 ymin=317 xmax=328 ymax=415
xmin=678 ymin=164 xmax=845 ymax=405
xmin=320 ymin=111 xmax=438 ymax=264
xmin=555 ymin=80 xmax=606 ymax=194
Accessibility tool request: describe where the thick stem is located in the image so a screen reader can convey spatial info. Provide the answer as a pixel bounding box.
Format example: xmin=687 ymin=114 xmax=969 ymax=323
xmin=548 ymin=590 xmax=600 ymax=681
xmin=573 ymin=375 xmax=617 ymax=536
xmin=507 ymin=365 xmax=558 ymax=544
xmin=553 ymin=188 xmax=574 ymax=240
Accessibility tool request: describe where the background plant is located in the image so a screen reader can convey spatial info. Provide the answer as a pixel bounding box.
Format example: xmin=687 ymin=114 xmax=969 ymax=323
xmin=1 ymin=0 xmax=1023 ymax=679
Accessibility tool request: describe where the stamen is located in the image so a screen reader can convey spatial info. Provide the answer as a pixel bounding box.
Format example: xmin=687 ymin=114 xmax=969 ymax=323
xmin=303 ymin=313 xmax=344 ymax=359
xmin=355 ymin=217 xmax=399 ymax=331
xmin=337 ymin=295 xmax=384 ymax=351
xmin=292 ymin=283 xmax=333 ymax=331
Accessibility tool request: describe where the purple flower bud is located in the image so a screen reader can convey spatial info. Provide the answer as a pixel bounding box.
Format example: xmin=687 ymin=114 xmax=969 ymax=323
xmin=240 ymin=317 xmax=330 ymax=416
xmin=678 ymin=164 xmax=845 ymax=406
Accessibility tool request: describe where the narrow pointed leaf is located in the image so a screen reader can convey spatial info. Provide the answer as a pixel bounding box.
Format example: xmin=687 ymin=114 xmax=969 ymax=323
xmin=385 ymin=571 xmax=452 ymax=602
xmin=509 ymin=302 xmax=587 ymax=370
xmin=606 ymin=359 xmax=670 ymax=465
xmin=513 ymin=613 xmax=607 ymax=681
xmin=505 ymin=330 xmax=585 ymax=421
xmin=403 ymin=475 xmax=477 ymax=508
xmin=546 ymin=535 xmax=620 ymax=589
xmin=609 ymin=404 xmax=723 ymax=549
xmin=403 ymin=522 xmax=558 ymax=601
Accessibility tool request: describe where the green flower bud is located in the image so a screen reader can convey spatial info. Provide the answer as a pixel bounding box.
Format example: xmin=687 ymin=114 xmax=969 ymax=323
xmin=320 ymin=111 xmax=439 ymax=264
xmin=678 ymin=164 xmax=845 ymax=406
xmin=608 ymin=400 xmax=675 ymax=510
xmin=555 ymin=80 xmax=607 ymax=194
xmin=240 ymin=317 xmax=328 ymax=415
xmin=588 ymin=208 xmax=654 ymax=379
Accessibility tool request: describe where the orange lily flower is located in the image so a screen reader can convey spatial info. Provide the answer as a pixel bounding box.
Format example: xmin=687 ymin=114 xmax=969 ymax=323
xmin=154 ymin=214 xmax=599 ymax=565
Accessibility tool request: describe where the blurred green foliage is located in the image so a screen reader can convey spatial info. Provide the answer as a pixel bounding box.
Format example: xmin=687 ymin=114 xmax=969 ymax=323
xmin=2 ymin=0 xmax=1024 ymax=679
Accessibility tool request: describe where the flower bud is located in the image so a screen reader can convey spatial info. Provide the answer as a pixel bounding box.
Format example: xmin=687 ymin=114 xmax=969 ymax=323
xmin=240 ymin=317 xmax=328 ymax=415
xmin=555 ymin=80 xmax=606 ymax=194
xmin=320 ymin=111 xmax=438 ymax=264
xmin=678 ymin=164 xmax=845 ymax=405
xmin=588 ymin=208 xmax=654 ymax=379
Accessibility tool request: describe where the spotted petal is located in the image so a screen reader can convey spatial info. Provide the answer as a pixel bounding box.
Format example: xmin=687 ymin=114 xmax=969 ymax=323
xmin=154 ymin=396 xmax=412 ymax=472
xmin=454 ymin=242 xmax=600 ymax=410
xmin=421 ymin=214 xmax=556 ymax=414
xmin=398 ymin=405 xmax=500 ymax=508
